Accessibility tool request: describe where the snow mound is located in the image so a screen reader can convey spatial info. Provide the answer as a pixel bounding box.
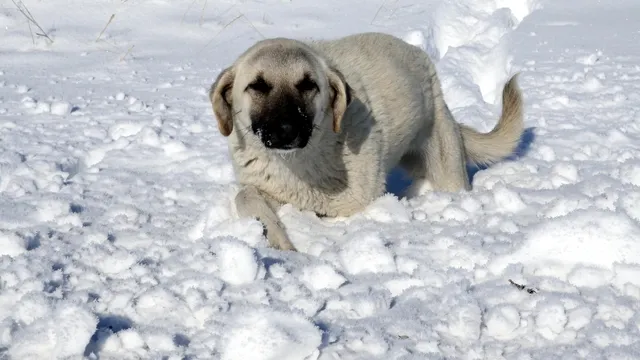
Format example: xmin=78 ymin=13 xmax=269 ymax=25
xmin=50 ymin=101 xmax=72 ymax=116
xmin=221 ymin=309 xmax=322 ymax=360
xmin=339 ymin=232 xmax=396 ymax=275
xmin=0 ymin=230 xmax=27 ymax=257
xmin=490 ymin=210 xmax=640 ymax=278
xmin=300 ymin=264 xmax=347 ymax=291
xmin=484 ymin=305 xmax=521 ymax=340
xmin=213 ymin=237 xmax=263 ymax=286
xmin=9 ymin=304 xmax=98 ymax=359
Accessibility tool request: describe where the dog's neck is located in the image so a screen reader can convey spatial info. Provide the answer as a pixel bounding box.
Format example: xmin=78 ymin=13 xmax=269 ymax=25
xmin=270 ymin=131 xmax=345 ymax=183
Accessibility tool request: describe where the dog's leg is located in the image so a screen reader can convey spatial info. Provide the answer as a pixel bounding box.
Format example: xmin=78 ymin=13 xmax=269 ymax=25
xmin=401 ymin=110 xmax=471 ymax=195
xmin=235 ymin=185 xmax=297 ymax=251
xmin=424 ymin=103 xmax=472 ymax=192
xmin=403 ymin=107 xmax=471 ymax=193
xmin=399 ymin=151 xmax=432 ymax=197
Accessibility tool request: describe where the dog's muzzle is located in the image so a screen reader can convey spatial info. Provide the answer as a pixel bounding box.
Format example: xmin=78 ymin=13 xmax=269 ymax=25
xmin=252 ymin=120 xmax=311 ymax=150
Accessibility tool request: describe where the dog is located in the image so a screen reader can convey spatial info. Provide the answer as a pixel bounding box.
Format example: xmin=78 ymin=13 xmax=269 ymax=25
xmin=208 ymin=32 xmax=524 ymax=251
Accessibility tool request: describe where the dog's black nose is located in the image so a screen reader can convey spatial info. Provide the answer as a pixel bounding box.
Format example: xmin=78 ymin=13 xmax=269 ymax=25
xmin=268 ymin=122 xmax=299 ymax=149
xmin=253 ymin=121 xmax=300 ymax=149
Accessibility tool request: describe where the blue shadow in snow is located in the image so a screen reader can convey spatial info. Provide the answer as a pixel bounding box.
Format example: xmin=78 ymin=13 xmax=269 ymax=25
xmin=84 ymin=314 xmax=133 ymax=357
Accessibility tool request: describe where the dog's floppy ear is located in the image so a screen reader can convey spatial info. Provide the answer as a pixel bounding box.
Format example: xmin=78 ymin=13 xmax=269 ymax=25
xmin=209 ymin=67 xmax=236 ymax=137
xmin=327 ymin=66 xmax=353 ymax=133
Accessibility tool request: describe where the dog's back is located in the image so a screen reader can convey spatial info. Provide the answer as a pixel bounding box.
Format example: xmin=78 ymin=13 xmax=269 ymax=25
xmin=310 ymin=32 xmax=524 ymax=170
xmin=309 ymin=32 xmax=438 ymax=172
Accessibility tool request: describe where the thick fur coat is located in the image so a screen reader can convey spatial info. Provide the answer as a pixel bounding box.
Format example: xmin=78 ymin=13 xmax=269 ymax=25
xmin=209 ymin=32 xmax=524 ymax=251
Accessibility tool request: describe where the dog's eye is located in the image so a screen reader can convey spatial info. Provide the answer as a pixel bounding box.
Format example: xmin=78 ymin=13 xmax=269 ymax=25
xmin=247 ymin=78 xmax=272 ymax=94
xmin=296 ymin=76 xmax=318 ymax=93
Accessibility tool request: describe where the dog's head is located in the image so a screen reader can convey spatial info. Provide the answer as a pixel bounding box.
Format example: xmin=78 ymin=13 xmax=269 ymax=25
xmin=209 ymin=38 xmax=352 ymax=152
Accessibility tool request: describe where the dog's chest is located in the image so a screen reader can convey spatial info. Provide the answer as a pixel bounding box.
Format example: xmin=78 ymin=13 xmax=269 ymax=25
xmin=232 ymin=150 xmax=335 ymax=212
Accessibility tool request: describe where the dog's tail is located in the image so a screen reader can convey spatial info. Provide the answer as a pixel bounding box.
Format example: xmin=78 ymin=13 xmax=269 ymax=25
xmin=460 ymin=74 xmax=524 ymax=166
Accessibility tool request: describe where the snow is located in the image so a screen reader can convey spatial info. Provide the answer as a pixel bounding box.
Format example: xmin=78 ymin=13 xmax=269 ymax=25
xmin=0 ymin=230 xmax=27 ymax=257
xmin=212 ymin=237 xmax=263 ymax=286
xmin=1 ymin=0 xmax=640 ymax=358
xmin=339 ymin=232 xmax=396 ymax=275
xmin=9 ymin=303 xmax=98 ymax=359
xmin=300 ymin=264 xmax=347 ymax=291
xmin=220 ymin=309 xmax=322 ymax=360
xmin=50 ymin=101 xmax=73 ymax=116
xmin=489 ymin=209 xmax=640 ymax=281
xmin=484 ymin=304 xmax=521 ymax=340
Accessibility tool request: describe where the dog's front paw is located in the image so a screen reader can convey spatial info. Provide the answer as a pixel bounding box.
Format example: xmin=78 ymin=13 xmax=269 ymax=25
xmin=269 ymin=232 xmax=297 ymax=252
xmin=274 ymin=240 xmax=297 ymax=252
xmin=261 ymin=221 xmax=297 ymax=252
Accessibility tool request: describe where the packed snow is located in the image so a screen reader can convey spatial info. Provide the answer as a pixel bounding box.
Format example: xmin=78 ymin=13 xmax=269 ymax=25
xmin=1 ymin=0 xmax=640 ymax=359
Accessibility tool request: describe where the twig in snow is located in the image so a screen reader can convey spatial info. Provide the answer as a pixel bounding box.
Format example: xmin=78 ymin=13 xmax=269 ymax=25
xmin=509 ymin=279 xmax=537 ymax=294
xmin=11 ymin=0 xmax=53 ymax=44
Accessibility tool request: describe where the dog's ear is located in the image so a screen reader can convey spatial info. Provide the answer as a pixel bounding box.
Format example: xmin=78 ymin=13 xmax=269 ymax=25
xmin=327 ymin=66 xmax=353 ymax=133
xmin=209 ymin=67 xmax=236 ymax=137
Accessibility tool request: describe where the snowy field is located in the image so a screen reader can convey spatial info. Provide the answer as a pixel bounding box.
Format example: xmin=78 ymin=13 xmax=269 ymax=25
xmin=1 ymin=0 xmax=640 ymax=358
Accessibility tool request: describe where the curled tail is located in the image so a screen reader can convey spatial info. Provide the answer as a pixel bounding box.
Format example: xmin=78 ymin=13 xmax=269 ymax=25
xmin=460 ymin=74 xmax=524 ymax=166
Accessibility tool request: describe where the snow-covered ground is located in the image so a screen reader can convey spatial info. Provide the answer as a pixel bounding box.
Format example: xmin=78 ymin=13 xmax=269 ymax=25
xmin=1 ymin=0 xmax=640 ymax=358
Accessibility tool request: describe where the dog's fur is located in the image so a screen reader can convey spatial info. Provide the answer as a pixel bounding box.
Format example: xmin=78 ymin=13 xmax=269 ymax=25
xmin=209 ymin=32 xmax=524 ymax=251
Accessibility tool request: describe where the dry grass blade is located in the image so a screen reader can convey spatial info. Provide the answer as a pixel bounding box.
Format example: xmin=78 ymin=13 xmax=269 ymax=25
xmin=197 ymin=10 xmax=267 ymax=54
xmin=96 ymin=14 xmax=116 ymax=42
xmin=200 ymin=0 xmax=208 ymax=26
xmin=120 ymin=44 xmax=135 ymax=61
xmin=11 ymin=0 xmax=53 ymax=44
xmin=181 ymin=0 xmax=211 ymax=27
xmin=26 ymin=16 xmax=34 ymax=44
xmin=240 ymin=13 xmax=265 ymax=40
xmin=181 ymin=0 xmax=198 ymax=25
xmin=197 ymin=14 xmax=243 ymax=54
xmin=370 ymin=1 xmax=386 ymax=25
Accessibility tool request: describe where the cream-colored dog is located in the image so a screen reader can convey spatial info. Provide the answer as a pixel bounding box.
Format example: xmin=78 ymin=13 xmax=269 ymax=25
xmin=209 ymin=32 xmax=523 ymax=251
